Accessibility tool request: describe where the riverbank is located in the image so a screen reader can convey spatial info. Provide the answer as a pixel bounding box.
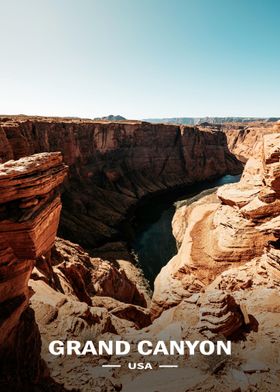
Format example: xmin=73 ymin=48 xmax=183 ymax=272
xmin=130 ymin=174 xmax=241 ymax=287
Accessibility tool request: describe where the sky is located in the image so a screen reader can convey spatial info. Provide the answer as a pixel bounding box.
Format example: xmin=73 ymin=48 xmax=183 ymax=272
xmin=0 ymin=0 xmax=279 ymax=119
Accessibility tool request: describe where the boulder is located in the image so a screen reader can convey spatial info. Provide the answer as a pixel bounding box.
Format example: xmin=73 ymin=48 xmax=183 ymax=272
xmin=198 ymin=290 xmax=244 ymax=338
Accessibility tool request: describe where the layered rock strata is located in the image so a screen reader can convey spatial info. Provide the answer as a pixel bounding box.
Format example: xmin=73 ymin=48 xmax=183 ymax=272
xmin=0 ymin=116 xmax=243 ymax=248
xmin=0 ymin=153 xmax=67 ymax=258
xmin=198 ymin=290 xmax=243 ymax=338
xmin=29 ymin=237 xmax=154 ymax=389
xmin=223 ymin=121 xmax=280 ymax=161
xmin=1 ymin=118 xmax=280 ymax=391
xmin=152 ymin=132 xmax=280 ymax=318
xmin=0 ymin=152 xmax=67 ymax=390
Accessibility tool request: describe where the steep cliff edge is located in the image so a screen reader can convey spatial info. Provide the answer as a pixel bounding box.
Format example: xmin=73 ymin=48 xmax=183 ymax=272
xmin=1 ymin=117 xmax=279 ymax=391
xmin=0 ymin=116 xmax=243 ymax=248
xmin=152 ymin=132 xmax=280 ymax=317
xmin=0 ymin=149 xmax=152 ymax=390
xmin=41 ymin=128 xmax=280 ymax=391
xmin=223 ymin=121 xmax=280 ymax=161
xmin=0 ymin=152 xmax=67 ymax=390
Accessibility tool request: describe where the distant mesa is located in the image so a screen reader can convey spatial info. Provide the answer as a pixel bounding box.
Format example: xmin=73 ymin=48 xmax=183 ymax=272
xmin=94 ymin=114 xmax=126 ymax=121
xmin=144 ymin=117 xmax=280 ymax=125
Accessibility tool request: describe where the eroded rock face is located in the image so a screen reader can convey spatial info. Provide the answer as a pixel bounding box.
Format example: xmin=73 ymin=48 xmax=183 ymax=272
xmin=1 ymin=118 xmax=279 ymax=391
xmin=198 ymin=290 xmax=243 ymax=338
xmin=31 ymin=236 xmax=149 ymax=311
xmin=135 ymin=131 xmax=280 ymax=392
xmin=0 ymin=153 xmax=67 ymax=259
xmin=30 ymin=236 xmax=151 ymax=331
xmin=0 ymin=152 xmax=67 ymax=390
xmin=0 ymin=116 xmax=243 ymax=248
xmin=224 ymin=121 xmax=280 ymax=161
xmin=28 ymin=237 xmax=153 ymax=389
xmin=152 ymin=132 xmax=280 ymax=317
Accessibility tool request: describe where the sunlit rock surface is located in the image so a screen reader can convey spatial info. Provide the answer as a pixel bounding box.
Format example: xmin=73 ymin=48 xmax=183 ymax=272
xmin=152 ymin=132 xmax=280 ymax=318
xmin=0 ymin=117 xmax=279 ymax=391
xmin=0 ymin=116 xmax=243 ymax=248
xmin=0 ymin=152 xmax=67 ymax=390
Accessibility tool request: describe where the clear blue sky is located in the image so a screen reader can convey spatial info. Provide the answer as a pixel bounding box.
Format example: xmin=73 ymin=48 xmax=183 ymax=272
xmin=0 ymin=0 xmax=279 ymax=119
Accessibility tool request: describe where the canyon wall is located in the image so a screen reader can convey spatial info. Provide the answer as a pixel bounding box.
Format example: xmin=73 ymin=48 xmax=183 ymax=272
xmin=36 ymin=129 xmax=279 ymax=392
xmin=0 ymin=116 xmax=279 ymax=391
xmin=0 ymin=152 xmax=67 ymax=390
xmin=223 ymin=121 xmax=280 ymax=161
xmin=0 ymin=141 xmax=153 ymax=390
xmin=129 ymin=132 xmax=280 ymax=391
xmin=0 ymin=116 xmax=243 ymax=248
xmin=152 ymin=132 xmax=280 ymax=317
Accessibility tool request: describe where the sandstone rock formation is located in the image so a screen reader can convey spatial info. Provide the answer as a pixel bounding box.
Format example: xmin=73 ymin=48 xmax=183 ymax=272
xmin=152 ymin=132 xmax=280 ymax=318
xmin=0 ymin=116 xmax=243 ymax=248
xmin=28 ymin=237 xmax=153 ymax=390
xmin=224 ymin=121 xmax=280 ymax=161
xmin=1 ymin=116 xmax=280 ymax=392
xmin=0 ymin=152 xmax=67 ymax=390
xmin=198 ymin=290 xmax=244 ymax=338
xmin=141 ymin=130 xmax=280 ymax=392
xmin=42 ymin=237 xmax=148 ymax=306
xmin=31 ymin=236 xmax=150 ymax=322
xmin=0 ymin=153 xmax=67 ymax=259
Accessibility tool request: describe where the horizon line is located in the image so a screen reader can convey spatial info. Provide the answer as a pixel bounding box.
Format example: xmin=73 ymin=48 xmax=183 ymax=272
xmin=1 ymin=112 xmax=280 ymax=121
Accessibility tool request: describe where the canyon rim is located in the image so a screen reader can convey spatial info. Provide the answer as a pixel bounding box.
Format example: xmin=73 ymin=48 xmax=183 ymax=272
xmin=0 ymin=116 xmax=280 ymax=392
xmin=1 ymin=0 xmax=280 ymax=391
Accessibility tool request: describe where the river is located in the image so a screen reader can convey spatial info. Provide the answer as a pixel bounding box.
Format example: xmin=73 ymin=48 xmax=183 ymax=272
xmin=130 ymin=174 xmax=241 ymax=288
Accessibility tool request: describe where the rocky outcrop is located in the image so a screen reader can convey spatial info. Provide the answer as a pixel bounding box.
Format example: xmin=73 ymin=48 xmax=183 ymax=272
xmin=224 ymin=121 xmax=280 ymax=161
xmin=198 ymin=290 xmax=244 ymax=338
xmin=152 ymin=132 xmax=280 ymax=318
xmin=0 ymin=116 xmax=243 ymax=248
xmin=42 ymin=237 xmax=148 ymax=307
xmin=0 ymin=152 xmax=67 ymax=390
xmin=30 ymin=236 xmax=151 ymax=331
xmin=261 ymin=241 xmax=280 ymax=281
xmin=94 ymin=114 xmax=126 ymax=121
xmin=0 ymin=153 xmax=67 ymax=259
xmin=1 ymin=117 xmax=279 ymax=391
xmin=133 ymin=131 xmax=280 ymax=392
xmin=29 ymin=237 xmax=153 ymax=389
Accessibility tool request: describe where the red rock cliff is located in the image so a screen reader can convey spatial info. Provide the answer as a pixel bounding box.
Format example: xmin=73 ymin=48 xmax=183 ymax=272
xmin=0 ymin=116 xmax=243 ymax=248
xmin=223 ymin=121 xmax=280 ymax=160
xmin=152 ymin=132 xmax=280 ymax=318
xmin=0 ymin=152 xmax=67 ymax=390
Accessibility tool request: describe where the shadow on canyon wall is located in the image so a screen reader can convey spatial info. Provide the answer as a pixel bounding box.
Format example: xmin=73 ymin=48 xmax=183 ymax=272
xmin=2 ymin=117 xmax=279 ymax=392
xmin=127 ymin=174 xmax=241 ymax=287
xmin=0 ymin=117 xmax=243 ymax=252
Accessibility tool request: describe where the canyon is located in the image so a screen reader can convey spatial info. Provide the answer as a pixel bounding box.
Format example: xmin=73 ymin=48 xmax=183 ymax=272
xmin=0 ymin=116 xmax=279 ymax=391
xmin=0 ymin=115 xmax=243 ymax=250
